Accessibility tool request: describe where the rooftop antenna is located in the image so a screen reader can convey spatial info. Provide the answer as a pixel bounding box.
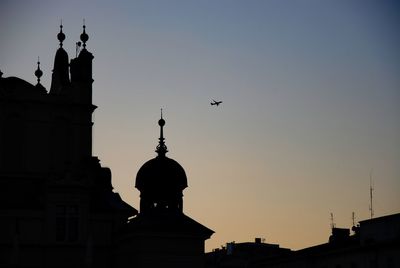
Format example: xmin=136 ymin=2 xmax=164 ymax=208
xmin=369 ymin=169 xmax=374 ymax=219
xmin=352 ymin=212 xmax=355 ymax=227
xmin=330 ymin=212 xmax=336 ymax=229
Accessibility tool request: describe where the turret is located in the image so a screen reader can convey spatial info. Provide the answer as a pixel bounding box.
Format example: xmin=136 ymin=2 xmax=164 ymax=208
xmin=70 ymin=23 xmax=94 ymax=104
xmin=135 ymin=112 xmax=188 ymax=215
xmin=50 ymin=24 xmax=70 ymax=94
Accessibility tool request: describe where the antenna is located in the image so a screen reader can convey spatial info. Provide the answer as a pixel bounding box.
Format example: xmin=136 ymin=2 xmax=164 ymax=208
xmin=352 ymin=212 xmax=355 ymax=227
xmin=369 ymin=169 xmax=374 ymax=219
xmin=330 ymin=212 xmax=336 ymax=229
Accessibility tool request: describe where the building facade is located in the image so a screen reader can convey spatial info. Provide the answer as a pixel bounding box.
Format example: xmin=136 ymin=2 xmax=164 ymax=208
xmin=0 ymin=24 xmax=213 ymax=268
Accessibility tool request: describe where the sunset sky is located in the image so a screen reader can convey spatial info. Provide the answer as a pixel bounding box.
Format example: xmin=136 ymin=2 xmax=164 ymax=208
xmin=1 ymin=0 xmax=399 ymax=252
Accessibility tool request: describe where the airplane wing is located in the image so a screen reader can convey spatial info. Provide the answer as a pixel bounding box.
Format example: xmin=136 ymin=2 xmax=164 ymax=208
xmin=211 ymin=99 xmax=222 ymax=105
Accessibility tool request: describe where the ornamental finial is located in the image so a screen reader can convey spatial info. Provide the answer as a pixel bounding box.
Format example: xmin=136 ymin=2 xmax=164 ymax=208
xmin=34 ymin=57 xmax=43 ymax=84
xmin=80 ymin=19 xmax=89 ymax=49
xmin=155 ymin=109 xmax=168 ymax=157
xmin=57 ymin=21 xmax=65 ymax=47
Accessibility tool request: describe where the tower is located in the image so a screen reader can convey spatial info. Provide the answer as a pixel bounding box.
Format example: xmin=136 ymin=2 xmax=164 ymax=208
xmin=70 ymin=22 xmax=94 ymax=104
xmin=0 ymin=24 xmax=136 ymax=268
xmin=49 ymin=23 xmax=95 ymax=171
xmin=117 ymin=114 xmax=214 ymax=268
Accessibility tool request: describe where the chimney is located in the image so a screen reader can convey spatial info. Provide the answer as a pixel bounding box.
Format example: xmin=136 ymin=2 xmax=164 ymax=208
xmin=329 ymin=228 xmax=350 ymax=244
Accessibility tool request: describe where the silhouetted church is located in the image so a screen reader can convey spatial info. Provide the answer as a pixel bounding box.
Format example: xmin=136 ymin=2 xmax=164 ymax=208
xmin=0 ymin=24 xmax=213 ymax=268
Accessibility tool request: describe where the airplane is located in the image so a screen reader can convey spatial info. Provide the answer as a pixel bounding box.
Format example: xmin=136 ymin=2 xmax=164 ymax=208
xmin=211 ymin=99 xmax=222 ymax=106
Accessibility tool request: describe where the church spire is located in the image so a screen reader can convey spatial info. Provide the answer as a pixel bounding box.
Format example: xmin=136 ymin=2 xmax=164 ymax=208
xmin=155 ymin=109 xmax=168 ymax=157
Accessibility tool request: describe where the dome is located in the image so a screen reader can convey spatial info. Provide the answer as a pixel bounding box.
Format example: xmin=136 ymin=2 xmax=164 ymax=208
xmin=0 ymin=76 xmax=46 ymax=98
xmin=135 ymin=113 xmax=188 ymax=214
xmin=135 ymin=156 xmax=188 ymax=192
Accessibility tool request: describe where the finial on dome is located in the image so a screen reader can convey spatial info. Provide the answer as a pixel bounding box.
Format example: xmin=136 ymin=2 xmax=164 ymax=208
xmin=155 ymin=108 xmax=168 ymax=157
xmin=57 ymin=21 xmax=65 ymax=47
xmin=80 ymin=19 xmax=89 ymax=49
xmin=34 ymin=57 xmax=43 ymax=84
xmin=159 ymin=108 xmax=165 ymax=126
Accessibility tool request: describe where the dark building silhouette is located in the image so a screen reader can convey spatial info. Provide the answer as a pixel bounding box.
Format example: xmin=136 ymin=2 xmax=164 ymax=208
xmin=206 ymin=238 xmax=291 ymax=268
xmin=5 ymin=22 xmax=397 ymax=268
xmin=116 ymin=114 xmax=214 ymax=267
xmin=0 ymin=24 xmax=213 ymax=268
xmin=206 ymin=213 xmax=400 ymax=268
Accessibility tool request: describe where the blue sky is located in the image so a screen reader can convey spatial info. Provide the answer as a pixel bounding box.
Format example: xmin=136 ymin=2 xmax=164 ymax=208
xmin=1 ymin=0 xmax=399 ymax=251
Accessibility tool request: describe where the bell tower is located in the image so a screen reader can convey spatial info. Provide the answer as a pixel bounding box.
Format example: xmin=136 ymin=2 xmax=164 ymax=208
xmin=70 ymin=22 xmax=94 ymax=104
xmin=0 ymin=23 xmax=136 ymax=268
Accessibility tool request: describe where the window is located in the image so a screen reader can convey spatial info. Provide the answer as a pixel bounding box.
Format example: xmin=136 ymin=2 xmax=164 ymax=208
xmin=56 ymin=205 xmax=79 ymax=242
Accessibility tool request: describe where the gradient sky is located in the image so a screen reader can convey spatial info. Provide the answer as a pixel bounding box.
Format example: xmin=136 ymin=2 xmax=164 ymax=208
xmin=1 ymin=0 xmax=399 ymax=252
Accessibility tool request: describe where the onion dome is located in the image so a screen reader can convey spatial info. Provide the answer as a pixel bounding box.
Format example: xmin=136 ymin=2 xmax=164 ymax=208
xmin=135 ymin=112 xmax=188 ymax=214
